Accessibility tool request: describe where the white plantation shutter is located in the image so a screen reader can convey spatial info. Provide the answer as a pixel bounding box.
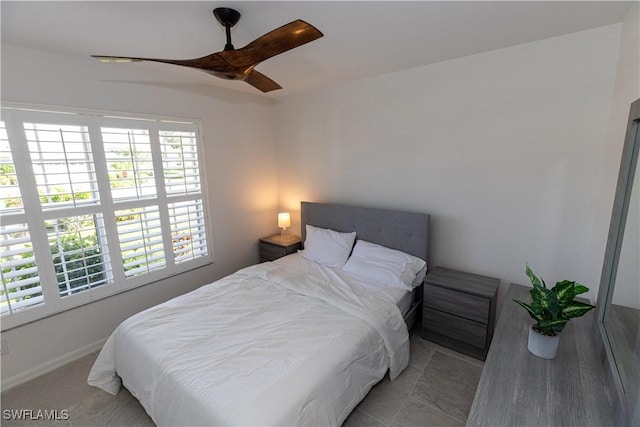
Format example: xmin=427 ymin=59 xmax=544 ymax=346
xmin=0 ymin=118 xmax=41 ymax=316
xmin=115 ymin=206 xmax=166 ymax=277
xmin=25 ymin=122 xmax=99 ymax=210
xmin=102 ymin=127 xmax=157 ymax=201
xmin=0 ymin=223 xmax=43 ymax=314
xmin=160 ymin=130 xmax=201 ymax=195
xmin=0 ymin=122 xmax=24 ymax=213
xmin=160 ymin=129 xmax=207 ymax=264
xmin=168 ymin=200 xmax=208 ymax=263
xmin=0 ymin=106 xmax=211 ymax=329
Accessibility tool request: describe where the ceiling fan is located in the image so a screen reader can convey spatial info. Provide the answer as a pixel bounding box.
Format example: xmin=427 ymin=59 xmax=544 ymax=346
xmin=91 ymin=7 xmax=323 ymax=93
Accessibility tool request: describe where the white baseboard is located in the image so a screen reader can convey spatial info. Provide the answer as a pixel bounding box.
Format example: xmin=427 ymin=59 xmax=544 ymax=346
xmin=1 ymin=338 xmax=107 ymax=392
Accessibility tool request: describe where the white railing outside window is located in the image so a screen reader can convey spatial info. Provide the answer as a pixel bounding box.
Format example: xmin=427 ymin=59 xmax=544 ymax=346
xmin=0 ymin=105 xmax=212 ymax=329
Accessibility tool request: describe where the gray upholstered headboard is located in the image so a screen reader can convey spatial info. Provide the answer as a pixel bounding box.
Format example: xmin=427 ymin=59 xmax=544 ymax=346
xmin=300 ymin=201 xmax=430 ymax=265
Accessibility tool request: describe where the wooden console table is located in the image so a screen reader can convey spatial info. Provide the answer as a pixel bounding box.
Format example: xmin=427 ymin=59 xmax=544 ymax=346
xmin=467 ymin=283 xmax=618 ymax=426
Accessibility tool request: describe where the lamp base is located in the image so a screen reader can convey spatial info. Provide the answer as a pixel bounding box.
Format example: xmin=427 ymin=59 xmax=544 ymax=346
xmin=280 ymin=229 xmax=294 ymax=241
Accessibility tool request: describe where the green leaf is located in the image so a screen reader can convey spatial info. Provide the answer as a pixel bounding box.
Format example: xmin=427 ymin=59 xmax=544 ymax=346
xmin=561 ymin=301 xmax=595 ymax=320
xmin=513 ymin=299 xmax=542 ymax=322
xmin=526 ymin=264 xmax=544 ymax=288
xmin=572 ymin=283 xmax=589 ymax=296
xmin=532 ymin=285 xmax=559 ymax=318
xmin=554 ymin=280 xmax=576 ymax=307
xmin=529 ymin=285 xmax=542 ymax=304
xmin=537 ymin=318 xmax=567 ymax=335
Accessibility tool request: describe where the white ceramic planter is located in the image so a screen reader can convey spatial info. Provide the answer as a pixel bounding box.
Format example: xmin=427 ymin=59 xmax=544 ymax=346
xmin=527 ymin=326 xmax=560 ymax=359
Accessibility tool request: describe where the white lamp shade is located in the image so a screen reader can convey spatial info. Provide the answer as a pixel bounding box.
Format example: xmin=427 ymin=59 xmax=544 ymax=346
xmin=278 ymin=212 xmax=291 ymax=228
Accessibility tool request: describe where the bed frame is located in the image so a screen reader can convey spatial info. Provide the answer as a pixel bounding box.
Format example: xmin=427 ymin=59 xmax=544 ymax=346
xmin=300 ymin=201 xmax=431 ymax=330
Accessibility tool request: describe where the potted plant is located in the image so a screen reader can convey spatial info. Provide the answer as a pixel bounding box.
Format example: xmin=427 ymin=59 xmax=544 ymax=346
xmin=513 ymin=264 xmax=595 ymax=359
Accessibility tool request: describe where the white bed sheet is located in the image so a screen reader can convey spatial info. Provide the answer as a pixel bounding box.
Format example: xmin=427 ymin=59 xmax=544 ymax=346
xmin=88 ymin=261 xmax=410 ymax=426
xmin=274 ymin=253 xmax=416 ymax=315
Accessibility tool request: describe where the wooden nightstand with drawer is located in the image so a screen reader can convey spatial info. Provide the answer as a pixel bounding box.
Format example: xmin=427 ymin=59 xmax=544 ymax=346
xmin=259 ymin=234 xmax=302 ymax=262
xmin=421 ymin=267 xmax=499 ymax=360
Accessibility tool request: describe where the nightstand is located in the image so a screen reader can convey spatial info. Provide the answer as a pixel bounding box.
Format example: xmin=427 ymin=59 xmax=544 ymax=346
xmin=421 ymin=267 xmax=499 ymax=360
xmin=259 ymin=234 xmax=302 ymax=262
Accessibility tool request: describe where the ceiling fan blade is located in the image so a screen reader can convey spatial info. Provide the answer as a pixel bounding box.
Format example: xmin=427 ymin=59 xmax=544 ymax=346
xmin=91 ymin=54 xmax=232 ymax=72
xmin=219 ymin=20 xmax=323 ymax=68
xmin=91 ymin=13 xmax=323 ymax=93
xmin=244 ymin=70 xmax=282 ymax=93
xmin=92 ymin=56 xmax=145 ymax=63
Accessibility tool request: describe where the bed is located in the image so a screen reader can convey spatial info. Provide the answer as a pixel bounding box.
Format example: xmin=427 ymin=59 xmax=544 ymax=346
xmin=88 ymin=201 xmax=430 ymax=426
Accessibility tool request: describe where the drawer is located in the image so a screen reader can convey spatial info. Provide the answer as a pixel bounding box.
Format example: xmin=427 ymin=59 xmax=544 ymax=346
xmin=424 ymin=284 xmax=490 ymax=324
xmin=260 ymin=243 xmax=287 ymax=261
xmin=423 ymin=308 xmax=487 ymax=348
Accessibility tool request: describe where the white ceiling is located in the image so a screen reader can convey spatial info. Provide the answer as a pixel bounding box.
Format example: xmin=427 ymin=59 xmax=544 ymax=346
xmin=1 ymin=1 xmax=632 ymax=97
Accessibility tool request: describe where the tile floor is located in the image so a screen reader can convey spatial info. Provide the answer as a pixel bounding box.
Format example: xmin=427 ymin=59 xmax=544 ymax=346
xmin=343 ymin=329 xmax=483 ymax=427
xmin=1 ymin=329 xmax=483 ymax=426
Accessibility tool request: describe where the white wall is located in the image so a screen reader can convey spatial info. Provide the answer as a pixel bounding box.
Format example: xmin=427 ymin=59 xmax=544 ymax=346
xmin=273 ymin=25 xmax=622 ymax=305
xmin=0 ymin=44 xmax=280 ymax=389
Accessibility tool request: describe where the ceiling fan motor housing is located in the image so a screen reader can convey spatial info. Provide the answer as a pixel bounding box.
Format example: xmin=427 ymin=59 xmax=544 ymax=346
xmin=213 ymin=7 xmax=241 ymax=27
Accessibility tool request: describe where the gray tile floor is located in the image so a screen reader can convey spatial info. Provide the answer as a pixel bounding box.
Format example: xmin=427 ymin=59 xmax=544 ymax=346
xmin=343 ymin=329 xmax=483 ymax=427
xmin=1 ymin=329 xmax=483 ymax=426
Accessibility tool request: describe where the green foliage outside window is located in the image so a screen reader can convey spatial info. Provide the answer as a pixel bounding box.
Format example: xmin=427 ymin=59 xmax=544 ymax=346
xmin=0 ymin=163 xmax=18 ymax=185
xmin=39 ymin=188 xmax=90 ymax=205
xmin=0 ymin=163 xmax=22 ymax=209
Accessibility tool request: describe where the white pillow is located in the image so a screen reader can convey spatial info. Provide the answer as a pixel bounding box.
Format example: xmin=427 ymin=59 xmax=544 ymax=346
xmin=342 ymin=240 xmax=427 ymax=291
xmin=298 ymin=224 xmax=356 ymax=268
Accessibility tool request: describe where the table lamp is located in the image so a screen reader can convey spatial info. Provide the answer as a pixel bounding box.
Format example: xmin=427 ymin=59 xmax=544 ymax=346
xmin=278 ymin=212 xmax=291 ymax=239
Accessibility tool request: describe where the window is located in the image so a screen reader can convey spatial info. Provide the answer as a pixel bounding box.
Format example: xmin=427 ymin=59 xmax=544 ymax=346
xmin=0 ymin=106 xmax=211 ymax=329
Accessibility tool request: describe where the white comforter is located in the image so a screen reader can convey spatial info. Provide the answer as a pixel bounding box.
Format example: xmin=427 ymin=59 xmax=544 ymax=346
xmin=88 ymin=260 xmax=410 ymax=426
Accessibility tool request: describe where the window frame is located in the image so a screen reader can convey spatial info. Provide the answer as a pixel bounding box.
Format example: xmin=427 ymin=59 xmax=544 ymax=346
xmin=1 ymin=103 xmax=213 ymax=330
